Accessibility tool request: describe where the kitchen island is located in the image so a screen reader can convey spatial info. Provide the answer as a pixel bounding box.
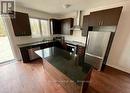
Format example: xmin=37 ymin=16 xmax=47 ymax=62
xmin=35 ymin=47 xmax=92 ymax=93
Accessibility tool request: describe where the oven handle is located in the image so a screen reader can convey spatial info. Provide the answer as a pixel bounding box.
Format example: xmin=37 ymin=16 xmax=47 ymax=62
xmin=66 ymin=44 xmax=76 ymax=48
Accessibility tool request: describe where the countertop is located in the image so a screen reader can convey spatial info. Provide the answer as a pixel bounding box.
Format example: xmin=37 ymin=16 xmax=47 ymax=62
xmin=35 ymin=47 xmax=92 ymax=83
xmin=65 ymin=40 xmax=86 ymax=47
xmin=17 ymin=40 xmax=54 ymax=48
xmin=18 ymin=39 xmax=86 ymax=48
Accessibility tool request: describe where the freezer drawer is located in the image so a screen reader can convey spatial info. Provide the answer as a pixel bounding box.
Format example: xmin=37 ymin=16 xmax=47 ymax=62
xmin=84 ymin=53 xmax=102 ymax=70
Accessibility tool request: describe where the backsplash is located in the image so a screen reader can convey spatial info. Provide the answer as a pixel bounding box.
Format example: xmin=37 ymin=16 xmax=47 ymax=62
xmin=64 ymin=30 xmax=86 ymax=43
xmin=16 ymin=30 xmax=86 ymax=45
xmin=15 ymin=36 xmax=53 ymax=45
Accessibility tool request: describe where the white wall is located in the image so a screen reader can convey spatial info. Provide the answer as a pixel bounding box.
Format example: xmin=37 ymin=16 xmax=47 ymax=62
xmin=107 ymin=1 xmax=130 ymax=73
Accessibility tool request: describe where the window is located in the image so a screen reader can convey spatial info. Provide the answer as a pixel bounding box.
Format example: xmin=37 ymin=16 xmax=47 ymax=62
xmin=41 ymin=20 xmax=50 ymax=37
xmin=0 ymin=17 xmax=6 ymax=36
xmin=29 ymin=18 xmax=50 ymax=38
xmin=29 ymin=18 xmax=41 ymax=38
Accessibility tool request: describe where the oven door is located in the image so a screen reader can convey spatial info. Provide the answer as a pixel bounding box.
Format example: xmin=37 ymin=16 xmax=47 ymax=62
xmin=66 ymin=44 xmax=77 ymax=54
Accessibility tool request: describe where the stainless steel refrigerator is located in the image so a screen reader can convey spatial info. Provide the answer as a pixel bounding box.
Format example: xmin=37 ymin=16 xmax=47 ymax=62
xmin=84 ymin=31 xmax=111 ymax=70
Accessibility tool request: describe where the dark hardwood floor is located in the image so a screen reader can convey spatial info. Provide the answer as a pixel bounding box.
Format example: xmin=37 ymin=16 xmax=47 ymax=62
xmin=0 ymin=59 xmax=67 ymax=93
xmin=0 ymin=59 xmax=130 ymax=93
xmin=87 ymin=66 xmax=130 ymax=93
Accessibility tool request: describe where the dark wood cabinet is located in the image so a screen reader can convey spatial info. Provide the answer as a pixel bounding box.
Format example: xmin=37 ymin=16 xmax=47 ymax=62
xmin=20 ymin=42 xmax=54 ymax=63
xmin=77 ymin=46 xmax=85 ymax=56
xmin=50 ymin=19 xmax=61 ymax=34
xmin=89 ymin=11 xmax=102 ymax=26
xmin=61 ymin=18 xmax=74 ymax=35
xmin=82 ymin=15 xmax=90 ymax=36
xmin=53 ymin=41 xmax=67 ymax=49
xmin=40 ymin=42 xmax=53 ymax=49
xmin=77 ymin=45 xmax=85 ymax=65
xmin=11 ymin=12 xmax=31 ymax=36
xmin=20 ymin=47 xmax=30 ymax=62
xmin=50 ymin=18 xmax=74 ymax=35
xmin=89 ymin=7 xmax=122 ymax=26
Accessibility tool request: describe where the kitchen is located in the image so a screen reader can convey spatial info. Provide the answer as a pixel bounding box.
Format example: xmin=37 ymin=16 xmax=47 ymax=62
xmin=0 ymin=0 xmax=130 ymax=93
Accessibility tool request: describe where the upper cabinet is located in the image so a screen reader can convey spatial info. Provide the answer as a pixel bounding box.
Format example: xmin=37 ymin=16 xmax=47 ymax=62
xmin=50 ymin=18 xmax=74 ymax=35
xmin=82 ymin=7 xmax=123 ymax=36
xmin=61 ymin=18 xmax=74 ymax=35
xmin=82 ymin=15 xmax=90 ymax=36
xmin=89 ymin=7 xmax=123 ymax=26
xmin=11 ymin=12 xmax=31 ymax=36
xmin=50 ymin=19 xmax=61 ymax=34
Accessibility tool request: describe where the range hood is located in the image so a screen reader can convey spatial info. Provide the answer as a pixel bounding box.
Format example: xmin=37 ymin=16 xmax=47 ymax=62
xmin=71 ymin=11 xmax=82 ymax=30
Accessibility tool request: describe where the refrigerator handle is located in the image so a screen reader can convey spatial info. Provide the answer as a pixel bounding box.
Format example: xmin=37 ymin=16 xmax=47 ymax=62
xmin=87 ymin=34 xmax=90 ymax=46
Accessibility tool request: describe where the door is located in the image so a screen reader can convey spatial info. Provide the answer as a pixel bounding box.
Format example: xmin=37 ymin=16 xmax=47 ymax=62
xmin=0 ymin=17 xmax=14 ymax=63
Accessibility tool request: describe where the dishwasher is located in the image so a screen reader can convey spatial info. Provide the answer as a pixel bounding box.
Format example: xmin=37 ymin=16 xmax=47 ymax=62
xmin=28 ymin=47 xmax=41 ymax=60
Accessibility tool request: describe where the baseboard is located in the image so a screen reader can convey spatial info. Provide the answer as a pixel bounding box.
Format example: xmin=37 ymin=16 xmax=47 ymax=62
xmin=106 ymin=64 xmax=129 ymax=74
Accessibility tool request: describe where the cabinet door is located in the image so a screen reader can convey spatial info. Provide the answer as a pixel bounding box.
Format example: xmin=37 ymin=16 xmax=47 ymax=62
xmin=101 ymin=7 xmax=122 ymax=26
xmin=89 ymin=7 xmax=122 ymax=26
xmin=89 ymin=11 xmax=102 ymax=26
xmin=51 ymin=19 xmax=61 ymax=34
xmin=82 ymin=15 xmax=90 ymax=36
xmin=77 ymin=46 xmax=85 ymax=56
xmin=11 ymin=12 xmax=31 ymax=36
xmin=61 ymin=18 xmax=73 ymax=35
xmin=20 ymin=47 xmax=30 ymax=62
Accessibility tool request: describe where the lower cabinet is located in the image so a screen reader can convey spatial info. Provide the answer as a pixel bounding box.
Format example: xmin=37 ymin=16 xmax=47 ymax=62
xmin=76 ymin=45 xmax=85 ymax=65
xmin=20 ymin=47 xmax=41 ymax=63
xmin=53 ymin=41 xmax=63 ymax=48
xmin=28 ymin=47 xmax=41 ymax=61
xmin=20 ymin=42 xmax=54 ymax=63
xmin=77 ymin=46 xmax=85 ymax=56
xmin=20 ymin=47 xmax=30 ymax=62
xmin=20 ymin=42 xmax=86 ymax=64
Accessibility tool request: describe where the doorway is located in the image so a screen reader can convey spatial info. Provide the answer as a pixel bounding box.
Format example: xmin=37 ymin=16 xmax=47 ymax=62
xmin=0 ymin=16 xmax=14 ymax=64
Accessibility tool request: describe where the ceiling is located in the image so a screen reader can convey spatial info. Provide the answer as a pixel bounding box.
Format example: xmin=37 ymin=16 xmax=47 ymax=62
xmin=16 ymin=0 xmax=124 ymax=15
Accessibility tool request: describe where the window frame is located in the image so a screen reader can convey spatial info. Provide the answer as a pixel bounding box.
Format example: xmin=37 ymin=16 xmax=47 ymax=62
xmin=29 ymin=17 xmax=50 ymax=38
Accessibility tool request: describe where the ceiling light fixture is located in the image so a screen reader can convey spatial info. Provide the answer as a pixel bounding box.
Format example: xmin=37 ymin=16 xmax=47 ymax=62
xmin=63 ymin=4 xmax=71 ymax=9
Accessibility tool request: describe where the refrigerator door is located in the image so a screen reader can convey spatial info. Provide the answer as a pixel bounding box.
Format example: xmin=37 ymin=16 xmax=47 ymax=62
xmin=85 ymin=31 xmax=111 ymax=70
